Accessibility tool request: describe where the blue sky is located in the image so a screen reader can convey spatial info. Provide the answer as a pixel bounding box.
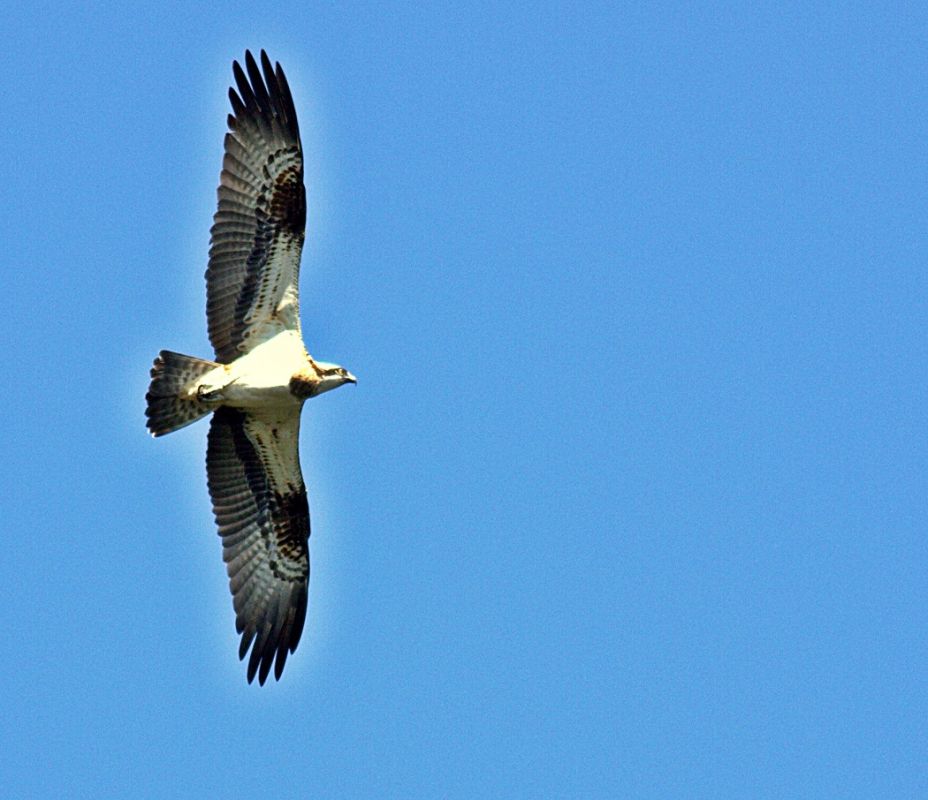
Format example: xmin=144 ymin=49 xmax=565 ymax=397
xmin=1 ymin=2 xmax=926 ymax=797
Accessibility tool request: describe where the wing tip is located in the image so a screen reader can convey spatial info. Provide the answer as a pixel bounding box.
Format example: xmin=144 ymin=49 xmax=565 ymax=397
xmin=237 ymin=595 xmax=306 ymax=686
xmin=227 ymin=49 xmax=300 ymax=141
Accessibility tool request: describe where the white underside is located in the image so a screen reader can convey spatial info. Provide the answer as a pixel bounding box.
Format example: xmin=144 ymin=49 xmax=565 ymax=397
xmin=194 ymin=329 xmax=310 ymax=411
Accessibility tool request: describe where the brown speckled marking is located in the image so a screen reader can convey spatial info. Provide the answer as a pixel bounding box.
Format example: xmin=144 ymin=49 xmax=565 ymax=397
xmin=289 ymin=372 xmax=316 ymax=399
xmin=271 ymin=163 xmax=307 ymax=236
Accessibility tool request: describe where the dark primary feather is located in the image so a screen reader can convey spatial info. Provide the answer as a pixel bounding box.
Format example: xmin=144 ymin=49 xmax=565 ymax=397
xmin=206 ymin=407 xmax=310 ymax=684
xmin=206 ymin=50 xmax=307 ymax=364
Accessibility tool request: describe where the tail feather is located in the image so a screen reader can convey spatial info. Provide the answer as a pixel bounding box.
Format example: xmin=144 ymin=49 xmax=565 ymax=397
xmin=146 ymin=350 xmax=219 ymax=437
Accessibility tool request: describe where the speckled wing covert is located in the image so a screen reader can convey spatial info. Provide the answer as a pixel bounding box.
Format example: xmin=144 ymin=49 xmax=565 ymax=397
xmin=206 ymin=407 xmax=309 ymax=685
xmin=206 ymin=50 xmax=307 ymax=364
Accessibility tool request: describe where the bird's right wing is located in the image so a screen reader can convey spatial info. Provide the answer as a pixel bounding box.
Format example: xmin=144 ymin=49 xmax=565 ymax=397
xmin=206 ymin=50 xmax=307 ymax=364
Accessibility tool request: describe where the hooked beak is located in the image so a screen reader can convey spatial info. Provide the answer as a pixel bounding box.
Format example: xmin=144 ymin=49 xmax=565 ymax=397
xmin=344 ymin=371 xmax=357 ymax=384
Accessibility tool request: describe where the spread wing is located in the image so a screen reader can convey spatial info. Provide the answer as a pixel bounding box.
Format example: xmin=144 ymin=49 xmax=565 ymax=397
xmin=206 ymin=50 xmax=306 ymax=364
xmin=206 ymin=407 xmax=310 ymax=684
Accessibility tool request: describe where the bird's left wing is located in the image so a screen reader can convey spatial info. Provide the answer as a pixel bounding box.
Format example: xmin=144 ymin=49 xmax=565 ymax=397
xmin=206 ymin=406 xmax=310 ymax=684
xmin=206 ymin=50 xmax=306 ymax=363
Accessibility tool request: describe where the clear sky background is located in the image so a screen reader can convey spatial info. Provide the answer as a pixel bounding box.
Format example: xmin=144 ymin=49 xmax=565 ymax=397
xmin=1 ymin=2 xmax=926 ymax=797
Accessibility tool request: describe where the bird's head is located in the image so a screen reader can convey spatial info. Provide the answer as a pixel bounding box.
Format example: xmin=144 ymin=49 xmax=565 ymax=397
xmin=311 ymin=361 xmax=357 ymax=396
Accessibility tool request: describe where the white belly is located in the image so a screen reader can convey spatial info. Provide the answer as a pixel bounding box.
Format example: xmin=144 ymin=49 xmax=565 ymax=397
xmin=198 ymin=330 xmax=309 ymax=410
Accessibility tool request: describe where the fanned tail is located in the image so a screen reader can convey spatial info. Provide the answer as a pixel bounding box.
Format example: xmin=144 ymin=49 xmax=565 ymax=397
xmin=145 ymin=350 xmax=219 ymax=437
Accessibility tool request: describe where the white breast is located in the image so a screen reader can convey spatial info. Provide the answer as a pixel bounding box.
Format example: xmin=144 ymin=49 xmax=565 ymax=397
xmin=202 ymin=330 xmax=309 ymax=409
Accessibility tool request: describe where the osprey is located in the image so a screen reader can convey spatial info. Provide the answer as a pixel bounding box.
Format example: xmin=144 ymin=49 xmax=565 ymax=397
xmin=145 ymin=51 xmax=355 ymax=685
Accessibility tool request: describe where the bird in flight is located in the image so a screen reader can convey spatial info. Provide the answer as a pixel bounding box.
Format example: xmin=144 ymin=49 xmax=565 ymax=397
xmin=145 ymin=51 xmax=355 ymax=685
